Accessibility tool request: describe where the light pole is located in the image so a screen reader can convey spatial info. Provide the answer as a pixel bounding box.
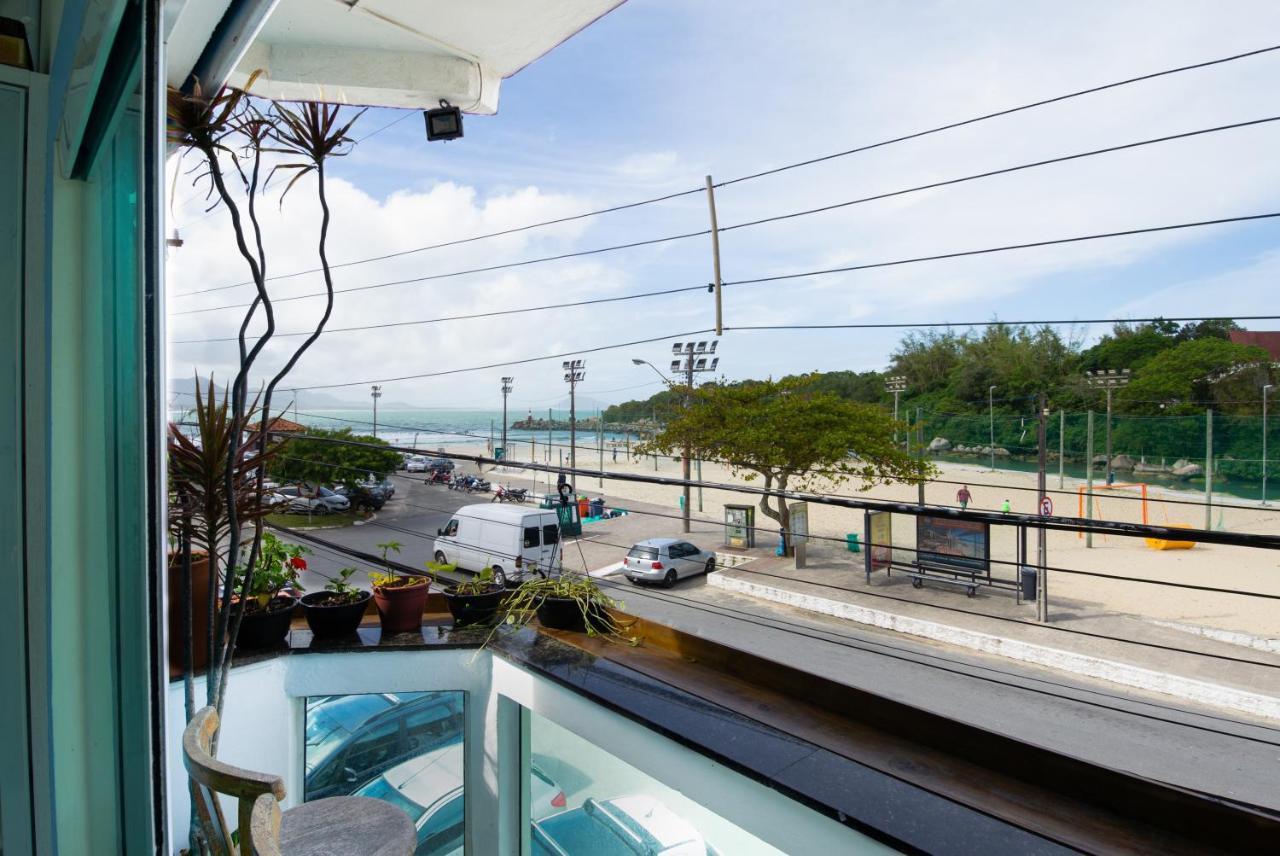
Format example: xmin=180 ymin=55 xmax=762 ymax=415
xmin=562 ymin=360 xmax=585 ymax=473
xmin=1085 ymin=369 xmax=1130 ymax=485
xmin=886 ymin=376 xmax=907 ymax=448
xmin=291 ymin=388 xmax=299 ymax=423
xmin=635 ymin=342 xmax=720 ymax=533
xmin=1264 ymin=383 xmax=1274 ymax=505
xmin=370 ymin=384 xmax=382 ymax=439
xmin=500 ymin=376 xmax=514 ymax=461
xmin=988 ymin=385 xmax=997 ymax=471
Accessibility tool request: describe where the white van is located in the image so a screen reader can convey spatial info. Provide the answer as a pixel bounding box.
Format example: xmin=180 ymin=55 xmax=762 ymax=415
xmin=433 ymin=504 xmax=562 ymax=585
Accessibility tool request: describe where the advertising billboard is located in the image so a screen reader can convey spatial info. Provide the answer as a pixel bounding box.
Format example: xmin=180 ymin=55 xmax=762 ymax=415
xmin=916 ymin=516 xmax=990 ymax=573
xmin=869 ymin=511 xmax=893 ymax=571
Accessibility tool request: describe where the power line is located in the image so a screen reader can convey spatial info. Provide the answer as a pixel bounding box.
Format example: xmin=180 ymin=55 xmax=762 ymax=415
xmin=171 ymin=115 xmax=1280 ymax=309
xmin=173 ymin=42 xmax=1280 ymax=294
xmin=723 ymin=212 xmax=1280 ymax=288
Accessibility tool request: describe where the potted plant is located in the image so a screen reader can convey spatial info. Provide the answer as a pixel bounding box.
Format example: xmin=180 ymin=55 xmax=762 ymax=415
xmin=370 ymin=541 xmax=430 ymax=634
xmin=232 ymin=531 xmax=306 ymax=648
xmin=439 ymin=566 xmax=505 ymax=627
xmin=498 ymin=574 xmax=640 ymax=643
xmin=301 ymin=567 xmax=371 ymax=638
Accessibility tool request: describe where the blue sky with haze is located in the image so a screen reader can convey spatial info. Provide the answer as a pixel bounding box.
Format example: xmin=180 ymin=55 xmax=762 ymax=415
xmin=167 ymin=1 xmax=1280 ymax=409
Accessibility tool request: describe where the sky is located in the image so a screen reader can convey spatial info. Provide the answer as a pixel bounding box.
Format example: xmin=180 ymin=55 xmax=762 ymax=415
xmin=165 ymin=0 xmax=1280 ymax=412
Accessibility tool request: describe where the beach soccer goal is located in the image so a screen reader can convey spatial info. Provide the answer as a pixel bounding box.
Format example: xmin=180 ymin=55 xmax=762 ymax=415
xmin=1076 ymin=483 xmax=1149 ymax=538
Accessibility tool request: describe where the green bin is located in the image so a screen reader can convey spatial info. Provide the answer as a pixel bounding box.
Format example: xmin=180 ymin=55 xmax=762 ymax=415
xmin=846 ymin=533 xmax=860 ymax=553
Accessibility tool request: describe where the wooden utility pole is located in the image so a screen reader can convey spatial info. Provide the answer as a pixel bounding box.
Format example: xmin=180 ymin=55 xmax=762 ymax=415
xmin=705 ymin=175 xmax=723 ymax=336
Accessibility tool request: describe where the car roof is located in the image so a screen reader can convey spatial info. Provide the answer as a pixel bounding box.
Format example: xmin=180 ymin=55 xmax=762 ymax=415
xmin=634 ymin=538 xmax=680 ymax=548
xmin=377 ymin=739 xmax=464 ymax=806
xmin=454 ymin=504 xmax=557 ymax=524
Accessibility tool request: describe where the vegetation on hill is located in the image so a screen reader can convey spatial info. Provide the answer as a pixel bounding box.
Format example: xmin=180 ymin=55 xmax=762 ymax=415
xmin=605 ymin=319 xmax=1278 ymax=480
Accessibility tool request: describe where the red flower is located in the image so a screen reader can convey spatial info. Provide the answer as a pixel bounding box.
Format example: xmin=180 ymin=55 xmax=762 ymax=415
xmin=290 ymin=556 xmax=308 ymax=570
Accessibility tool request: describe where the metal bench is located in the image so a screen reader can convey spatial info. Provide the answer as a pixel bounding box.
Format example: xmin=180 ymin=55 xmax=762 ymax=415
xmin=907 ymin=560 xmax=983 ymax=597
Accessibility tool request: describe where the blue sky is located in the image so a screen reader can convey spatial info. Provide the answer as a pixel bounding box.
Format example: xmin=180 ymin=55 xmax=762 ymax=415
xmin=167 ymin=0 xmax=1280 ymax=409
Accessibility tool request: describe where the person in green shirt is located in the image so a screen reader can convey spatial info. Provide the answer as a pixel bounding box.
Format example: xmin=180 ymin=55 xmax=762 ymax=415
xmin=1000 ymin=498 xmax=1012 ymax=514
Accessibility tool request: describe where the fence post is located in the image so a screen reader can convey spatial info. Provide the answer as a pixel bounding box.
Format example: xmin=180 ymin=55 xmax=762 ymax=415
xmin=1085 ymin=410 xmax=1094 ymax=548
xmin=1205 ymin=408 xmax=1214 ymax=530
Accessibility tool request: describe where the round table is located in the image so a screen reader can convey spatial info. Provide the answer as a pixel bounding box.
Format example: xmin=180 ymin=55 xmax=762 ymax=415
xmin=279 ymin=795 xmax=417 ymax=855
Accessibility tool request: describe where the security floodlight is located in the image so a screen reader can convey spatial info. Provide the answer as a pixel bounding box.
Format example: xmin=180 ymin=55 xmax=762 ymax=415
xmin=424 ymin=100 xmax=463 ymax=141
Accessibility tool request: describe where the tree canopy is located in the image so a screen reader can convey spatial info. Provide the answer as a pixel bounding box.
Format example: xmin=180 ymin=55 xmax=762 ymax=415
xmin=267 ymin=427 xmax=401 ymax=488
xmin=634 ymin=375 xmax=934 ymax=551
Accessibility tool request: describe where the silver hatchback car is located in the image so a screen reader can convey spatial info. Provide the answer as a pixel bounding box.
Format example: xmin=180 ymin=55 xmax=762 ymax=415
xmin=624 ymin=538 xmax=716 ymax=587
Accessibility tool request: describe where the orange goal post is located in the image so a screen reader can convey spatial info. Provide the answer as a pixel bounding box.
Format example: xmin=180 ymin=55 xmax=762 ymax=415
xmin=1077 ymin=483 xmax=1148 ymax=537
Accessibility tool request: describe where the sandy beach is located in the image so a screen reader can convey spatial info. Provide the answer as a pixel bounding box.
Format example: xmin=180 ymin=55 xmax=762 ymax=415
xmin=455 ymin=440 xmax=1280 ymax=640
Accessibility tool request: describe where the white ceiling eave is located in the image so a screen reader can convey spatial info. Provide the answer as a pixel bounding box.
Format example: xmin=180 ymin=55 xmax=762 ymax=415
xmin=229 ymin=41 xmax=501 ymax=113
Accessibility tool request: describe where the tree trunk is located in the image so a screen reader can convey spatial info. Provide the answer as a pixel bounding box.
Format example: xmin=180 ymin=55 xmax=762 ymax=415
xmin=756 ymin=472 xmax=794 ymax=556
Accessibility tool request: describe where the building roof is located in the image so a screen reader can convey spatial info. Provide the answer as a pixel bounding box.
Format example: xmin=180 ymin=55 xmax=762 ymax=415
xmin=257 ymin=416 xmax=308 ymax=434
xmin=1228 ymin=330 xmax=1280 ymax=361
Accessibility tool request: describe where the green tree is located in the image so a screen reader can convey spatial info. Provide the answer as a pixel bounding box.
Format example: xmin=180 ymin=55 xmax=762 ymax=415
xmin=268 ymin=427 xmax=401 ymax=488
xmin=1118 ymin=338 xmax=1271 ymax=415
xmin=635 ymin=375 xmax=933 ymax=553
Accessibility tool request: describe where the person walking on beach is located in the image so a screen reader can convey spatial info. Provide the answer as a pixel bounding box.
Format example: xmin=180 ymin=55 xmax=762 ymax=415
xmin=1000 ymin=498 xmax=1012 ymax=514
xmin=612 ymin=447 xmax=617 ymax=463
xmin=956 ymin=485 xmax=972 ymax=510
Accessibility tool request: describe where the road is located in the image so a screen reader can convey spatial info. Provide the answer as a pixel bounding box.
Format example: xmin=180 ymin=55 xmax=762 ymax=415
xmin=281 ymin=467 xmax=1280 ymax=813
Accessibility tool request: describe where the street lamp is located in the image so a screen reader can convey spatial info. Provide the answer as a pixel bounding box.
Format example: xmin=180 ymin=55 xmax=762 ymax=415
xmin=500 ymin=377 xmax=514 ymax=462
xmin=886 ymin=376 xmax=907 ymax=447
xmin=636 ymin=341 xmax=720 ymax=533
xmin=1085 ymin=369 xmax=1131 ymax=485
xmin=1264 ymin=383 xmax=1274 ymax=505
xmin=370 ymin=384 xmax=382 ymax=439
xmin=562 ymin=361 xmax=585 ymax=472
xmin=988 ymin=385 xmax=997 ymax=472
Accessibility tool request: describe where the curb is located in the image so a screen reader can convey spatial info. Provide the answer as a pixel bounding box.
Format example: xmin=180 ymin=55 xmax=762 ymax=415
xmin=708 ymin=573 xmax=1280 ymax=721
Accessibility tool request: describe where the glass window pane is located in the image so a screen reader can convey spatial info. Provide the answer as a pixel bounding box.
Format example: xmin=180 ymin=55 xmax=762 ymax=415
xmin=305 ymin=691 xmax=466 ymax=856
xmin=542 ymin=525 xmax=560 ymax=545
xmin=524 ymin=526 xmax=540 ymax=548
xmin=529 ymin=711 xmax=784 ymax=855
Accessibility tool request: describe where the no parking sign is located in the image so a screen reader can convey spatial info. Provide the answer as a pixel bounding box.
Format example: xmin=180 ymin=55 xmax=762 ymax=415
xmin=1040 ymin=496 xmax=1053 ymax=517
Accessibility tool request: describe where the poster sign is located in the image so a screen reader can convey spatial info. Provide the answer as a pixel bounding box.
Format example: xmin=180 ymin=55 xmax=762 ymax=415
xmin=869 ymin=511 xmax=893 ymax=571
xmin=1040 ymin=496 xmax=1053 ymax=516
xmin=789 ymin=502 xmax=808 ymax=568
xmin=916 ymin=515 xmax=990 ymax=573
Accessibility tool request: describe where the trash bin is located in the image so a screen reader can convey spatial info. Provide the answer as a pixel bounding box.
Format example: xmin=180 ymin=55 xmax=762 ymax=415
xmin=1020 ymin=566 xmax=1038 ymax=601
xmin=577 ymin=498 xmax=590 ymax=518
xmin=845 ymin=533 xmax=860 ymax=553
xmin=589 ymin=498 xmax=605 ymax=518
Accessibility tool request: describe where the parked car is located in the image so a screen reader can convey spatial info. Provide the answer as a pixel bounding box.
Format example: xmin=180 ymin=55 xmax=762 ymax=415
xmin=277 ymin=485 xmax=351 ymax=514
xmin=532 ymin=795 xmax=720 ymax=856
xmin=355 ymin=740 xmax=567 ymax=855
xmin=432 ymin=504 xmax=561 ymax=586
xmin=406 ymin=457 xmax=428 ymax=473
xmin=624 ymin=539 xmax=716 ymax=588
xmin=306 ymin=693 xmax=421 ymax=775
xmin=336 ymin=485 xmax=387 ymax=512
xmin=426 ymin=458 xmax=455 ymax=473
xmin=305 ymin=692 xmax=465 ymax=800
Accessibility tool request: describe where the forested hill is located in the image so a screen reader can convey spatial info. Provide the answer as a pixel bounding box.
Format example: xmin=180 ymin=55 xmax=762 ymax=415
xmin=603 ymin=319 xmax=1278 ymax=479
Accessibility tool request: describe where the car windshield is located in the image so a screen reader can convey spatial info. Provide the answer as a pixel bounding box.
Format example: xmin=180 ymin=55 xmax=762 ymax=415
xmin=304 ymin=695 xmax=394 ymax=771
xmin=628 ymin=546 xmax=659 ymax=560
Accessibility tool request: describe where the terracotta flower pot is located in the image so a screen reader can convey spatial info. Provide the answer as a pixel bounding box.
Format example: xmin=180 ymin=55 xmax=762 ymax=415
xmin=235 ymin=595 xmax=298 ymax=649
xmin=372 ymin=578 xmax=430 ymax=634
xmin=167 ymin=551 xmax=211 ymax=679
xmin=442 ymin=584 xmax=505 ymax=627
xmin=301 ymin=590 xmax=372 ymax=638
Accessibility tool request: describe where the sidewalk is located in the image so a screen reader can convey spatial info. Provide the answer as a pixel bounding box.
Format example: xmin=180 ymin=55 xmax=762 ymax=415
xmin=709 ymin=540 xmax=1280 ymax=721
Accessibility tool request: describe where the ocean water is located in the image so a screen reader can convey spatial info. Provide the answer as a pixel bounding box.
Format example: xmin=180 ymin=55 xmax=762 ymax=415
xmin=289 ymin=407 xmax=633 ymax=455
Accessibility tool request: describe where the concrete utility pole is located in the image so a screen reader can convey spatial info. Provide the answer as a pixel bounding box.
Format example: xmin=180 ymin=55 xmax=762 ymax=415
xmin=370 ymin=385 xmax=382 ymax=439
xmin=916 ymin=406 xmax=925 ymax=506
xmin=292 ymin=389 xmax=299 ymax=423
xmin=1205 ymin=408 xmax=1214 ymax=530
xmin=1085 ymin=410 xmax=1094 ymax=549
xmin=886 ymin=376 xmax=907 ymax=448
xmin=1263 ymin=384 xmax=1273 ymax=505
xmin=500 ymin=377 xmax=513 ymax=460
xmin=988 ymin=385 xmax=997 ymax=471
xmin=563 ymin=360 xmax=585 ymax=472
xmin=1036 ymin=393 xmax=1048 ymax=622
xmin=1085 ymin=369 xmax=1130 ymax=485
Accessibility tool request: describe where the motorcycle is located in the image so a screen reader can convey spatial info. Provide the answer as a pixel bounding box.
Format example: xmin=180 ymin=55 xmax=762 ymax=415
xmin=492 ymin=484 xmax=528 ymax=503
xmin=469 ymin=477 xmax=492 ymax=493
xmin=426 ymin=470 xmax=451 ymax=485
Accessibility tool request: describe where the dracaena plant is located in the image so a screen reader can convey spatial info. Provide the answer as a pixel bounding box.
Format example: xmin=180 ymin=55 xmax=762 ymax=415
xmin=168 ymin=75 xmax=364 ymax=773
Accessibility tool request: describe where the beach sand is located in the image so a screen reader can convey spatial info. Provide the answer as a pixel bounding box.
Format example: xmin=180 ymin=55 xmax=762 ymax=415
xmin=451 ymin=440 xmax=1280 ymax=639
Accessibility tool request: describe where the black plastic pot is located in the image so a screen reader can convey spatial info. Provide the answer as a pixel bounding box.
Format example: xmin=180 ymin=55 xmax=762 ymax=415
xmin=301 ymin=590 xmax=372 ymax=638
xmin=536 ymin=596 xmax=607 ymax=633
xmin=442 ymin=584 xmax=505 ymax=626
xmin=235 ymin=596 xmax=297 ymax=649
